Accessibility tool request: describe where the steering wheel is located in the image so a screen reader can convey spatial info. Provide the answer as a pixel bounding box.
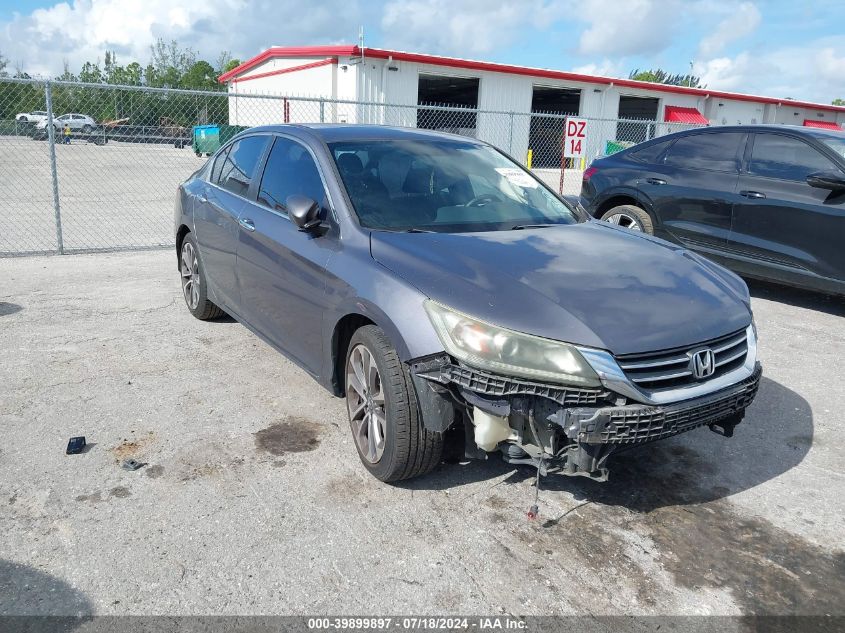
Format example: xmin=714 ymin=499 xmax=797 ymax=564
xmin=465 ymin=193 xmax=502 ymax=208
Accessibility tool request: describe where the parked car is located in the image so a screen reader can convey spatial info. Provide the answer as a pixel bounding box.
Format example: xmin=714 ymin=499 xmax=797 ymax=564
xmin=174 ymin=125 xmax=761 ymax=483
xmin=581 ymin=125 xmax=845 ymax=297
xmin=36 ymin=113 xmax=97 ymax=133
xmin=15 ymin=110 xmax=49 ymax=124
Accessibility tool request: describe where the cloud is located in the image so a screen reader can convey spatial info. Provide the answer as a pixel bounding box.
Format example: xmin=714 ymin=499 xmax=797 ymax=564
xmin=697 ymin=2 xmax=761 ymax=58
xmin=380 ymin=0 xmax=565 ymax=57
xmin=0 ymin=0 xmax=367 ymax=77
xmin=571 ymin=59 xmax=624 ymax=78
xmin=695 ymin=39 xmax=845 ymax=103
xmin=695 ymin=53 xmax=755 ymax=92
xmin=817 ymin=47 xmax=845 ymax=83
xmin=576 ymin=0 xmax=681 ymax=57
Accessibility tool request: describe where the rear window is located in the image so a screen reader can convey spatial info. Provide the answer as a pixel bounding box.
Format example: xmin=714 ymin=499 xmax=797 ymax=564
xmin=663 ymin=132 xmax=744 ymax=172
xmin=628 ymin=139 xmax=672 ymax=164
xmin=214 ymin=135 xmax=268 ymax=197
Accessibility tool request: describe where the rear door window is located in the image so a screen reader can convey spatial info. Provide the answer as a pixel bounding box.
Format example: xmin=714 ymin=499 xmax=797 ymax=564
xmin=628 ymin=139 xmax=672 ymax=164
xmin=748 ymin=133 xmax=838 ymax=181
xmin=257 ymin=137 xmax=327 ymax=215
xmin=210 ymin=146 xmax=230 ymax=185
xmin=663 ymin=132 xmax=744 ymax=172
xmin=215 ymin=135 xmax=269 ymax=198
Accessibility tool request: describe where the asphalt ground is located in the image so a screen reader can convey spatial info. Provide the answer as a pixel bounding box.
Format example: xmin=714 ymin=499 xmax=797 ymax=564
xmin=1 ymin=249 xmax=843 ymax=618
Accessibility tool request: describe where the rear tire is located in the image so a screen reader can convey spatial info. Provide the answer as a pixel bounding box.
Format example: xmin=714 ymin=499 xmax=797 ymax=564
xmin=345 ymin=325 xmax=443 ymax=482
xmin=179 ymin=233 xmax=225 ymax=321
xmin=600 ymin=204 xmax=654 ymax=234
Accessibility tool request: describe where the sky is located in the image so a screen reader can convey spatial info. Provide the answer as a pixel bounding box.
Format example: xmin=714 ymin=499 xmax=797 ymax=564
xmin=1 ymin=0 xmax=844 ymax=104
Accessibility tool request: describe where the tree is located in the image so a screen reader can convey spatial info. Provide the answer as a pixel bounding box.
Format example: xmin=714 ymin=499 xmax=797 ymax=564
xmin=223 ymin=58 xmax=241 ymax=74
xmin=57 ymin=59 xmax=77 ymax=81
xmin=13 ymin=60 xmax=30 ymax=79
xmin=34 ymin=44 xmax=232 ymax=128
xmin=148 ymin=38 xmax=196 ymax=87
xmin=215 ymin=50 xmax=233 ymax=75
xmin=833 ymin=98 xmax=845 ymax=106
xmin=124 ymin=62 xmax=143 ymax=86
xmin=0 ymin=50 xmax=7 ymax=77
xmin=79 ymin=60 xmax=103 ymax=84
xmin=182 ymin=60 xmax=217 ymax=90
xmin=629 ymin=68 xmax=704 ymax=89
xmin=104 ymin=50 xmax=116 ymax=79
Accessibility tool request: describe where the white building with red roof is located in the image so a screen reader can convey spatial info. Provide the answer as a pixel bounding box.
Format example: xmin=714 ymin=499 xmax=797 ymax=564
xmin=218 ymin=45 xmax=845 ymax=167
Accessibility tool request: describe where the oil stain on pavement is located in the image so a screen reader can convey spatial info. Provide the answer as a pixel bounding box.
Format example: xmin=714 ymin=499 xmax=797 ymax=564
xmin=145 ymin=465 xmax=165 ymax=479
xmin=75 ymin=492 xmax=103 ymax=503
xmin=254 ymin=418 xmax=323 ymax=456
xmin=515 ymin=443 xmax=845 ymax=615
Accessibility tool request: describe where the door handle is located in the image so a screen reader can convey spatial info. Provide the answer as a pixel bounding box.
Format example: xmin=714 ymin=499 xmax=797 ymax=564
xmin=239 ymin=217 xmax=256 ymax=232
xmin=646 ymin=178 xmax=667 ymax=185
xmin=197 ymin=193 xmax=208 ymax=203
xmin=739 ymin=190 xmax=766 ymax=199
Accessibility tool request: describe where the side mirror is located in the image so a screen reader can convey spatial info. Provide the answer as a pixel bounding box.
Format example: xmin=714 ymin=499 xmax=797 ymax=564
xmin=287 ymin=195 xmax=321 ymax=231
xmin=806 ymin=171 xmax=845 ymax=190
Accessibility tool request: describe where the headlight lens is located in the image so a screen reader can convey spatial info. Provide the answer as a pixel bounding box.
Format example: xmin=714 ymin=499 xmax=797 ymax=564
xmin=424 ymin=300 xmax=600 ymax=386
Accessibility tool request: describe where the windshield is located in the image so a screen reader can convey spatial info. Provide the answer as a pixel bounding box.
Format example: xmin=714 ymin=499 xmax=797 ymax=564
xmin=328 ymin=139 xmax=580 ymax=232
xmin=819 ymin=136 xmax=845 ymax=161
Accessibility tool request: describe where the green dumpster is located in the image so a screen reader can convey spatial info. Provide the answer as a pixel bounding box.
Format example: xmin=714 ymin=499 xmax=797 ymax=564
xmin=193 ymin=125 xmax=219 ymax=157
xmin=192 ymin=124 xmax=248 ymax=157
xmin=605 ymin=139 xmax=635 ymax=155
xmin=219 ymin=124 xmax=247 ymax=145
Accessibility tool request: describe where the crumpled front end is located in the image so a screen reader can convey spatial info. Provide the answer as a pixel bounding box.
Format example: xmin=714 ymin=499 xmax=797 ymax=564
xmin=408 ymin=330 xmax=762 ymax=481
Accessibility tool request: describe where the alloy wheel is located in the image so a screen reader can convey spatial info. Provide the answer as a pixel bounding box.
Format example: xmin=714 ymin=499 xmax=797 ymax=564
xmin=346 ymin=343 xmax=386 ymax=463
xmin=180 ymin=241 xmax=200 ymax=310
xmin=605 ymin=213 xmax=643 ymax=231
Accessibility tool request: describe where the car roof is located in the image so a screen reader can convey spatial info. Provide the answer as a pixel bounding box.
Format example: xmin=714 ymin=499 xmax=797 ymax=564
xmin=654 ymin=124 xmax=845 ymax=141
xmin=245 ymin=123 xmax=487 ymax=145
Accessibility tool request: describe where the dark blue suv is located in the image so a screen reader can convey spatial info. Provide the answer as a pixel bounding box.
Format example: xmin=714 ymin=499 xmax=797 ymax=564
xmin=581 ymin=125 xmax=845 ymax=297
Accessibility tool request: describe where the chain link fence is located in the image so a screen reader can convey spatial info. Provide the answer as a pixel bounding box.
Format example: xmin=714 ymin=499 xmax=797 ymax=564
xmin=0 ymin=77 xmax=704 ymax=256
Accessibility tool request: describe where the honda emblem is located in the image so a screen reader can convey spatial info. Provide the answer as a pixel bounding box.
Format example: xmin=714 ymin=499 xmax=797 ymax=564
xmin=691 ymin=348 xmax=716 ymax=380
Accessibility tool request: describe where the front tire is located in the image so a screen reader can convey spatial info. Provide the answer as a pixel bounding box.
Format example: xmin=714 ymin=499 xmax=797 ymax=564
xmin=179 ymin=233 xmax=224 ymax=320
xmin=600 ymin=204 xmax=654 ymax=234
xmin=345 ymin=325 xmax=443 ymax=482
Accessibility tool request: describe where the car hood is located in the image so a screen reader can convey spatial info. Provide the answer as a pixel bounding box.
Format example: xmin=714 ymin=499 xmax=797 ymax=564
xmin=370 ymin=221 xmax=752 ymax=356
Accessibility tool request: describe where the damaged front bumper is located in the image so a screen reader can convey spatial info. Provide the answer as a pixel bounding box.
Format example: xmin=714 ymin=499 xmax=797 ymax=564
xmin=410 ymin=354 xmax=762 ymax=481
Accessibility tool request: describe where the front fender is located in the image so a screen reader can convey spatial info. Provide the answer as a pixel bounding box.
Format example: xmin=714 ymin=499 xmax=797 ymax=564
xmin=319 ymin=253 xmax=444 ymax=392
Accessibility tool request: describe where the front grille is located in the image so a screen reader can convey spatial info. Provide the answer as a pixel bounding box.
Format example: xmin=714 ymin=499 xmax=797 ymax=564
xmin=564 ymin=366 xmax=761 ymax=445
xmin=615 ymin=329 xmax=748 ymax=391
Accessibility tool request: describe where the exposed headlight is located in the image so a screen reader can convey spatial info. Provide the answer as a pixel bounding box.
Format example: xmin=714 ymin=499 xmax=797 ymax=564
xmin=424 ymin=300 xmax=600 ymax=387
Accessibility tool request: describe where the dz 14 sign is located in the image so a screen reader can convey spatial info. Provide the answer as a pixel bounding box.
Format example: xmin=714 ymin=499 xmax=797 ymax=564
xmin=563 ymin=117 xmax=588 ymax=158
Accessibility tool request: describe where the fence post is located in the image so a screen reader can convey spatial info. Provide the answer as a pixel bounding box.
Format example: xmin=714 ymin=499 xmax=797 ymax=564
xmin=319 ymin=98 xmax=325 ymax=123
xmin=508 ymin=112 xmax=514 ymax=154
xmin=44 ymin=81 xmax=64 ymax=255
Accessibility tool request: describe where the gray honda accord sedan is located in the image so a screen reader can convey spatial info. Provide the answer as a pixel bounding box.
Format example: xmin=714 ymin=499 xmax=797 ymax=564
xmin=175 ymin=124 xmax=761 ymax=484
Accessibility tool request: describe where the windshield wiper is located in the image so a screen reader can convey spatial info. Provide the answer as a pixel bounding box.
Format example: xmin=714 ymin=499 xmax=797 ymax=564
xmin=401 ymin=228 xmax=435 ymax=233
xmin=510 ymin=223 xmax=557 ymax=230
